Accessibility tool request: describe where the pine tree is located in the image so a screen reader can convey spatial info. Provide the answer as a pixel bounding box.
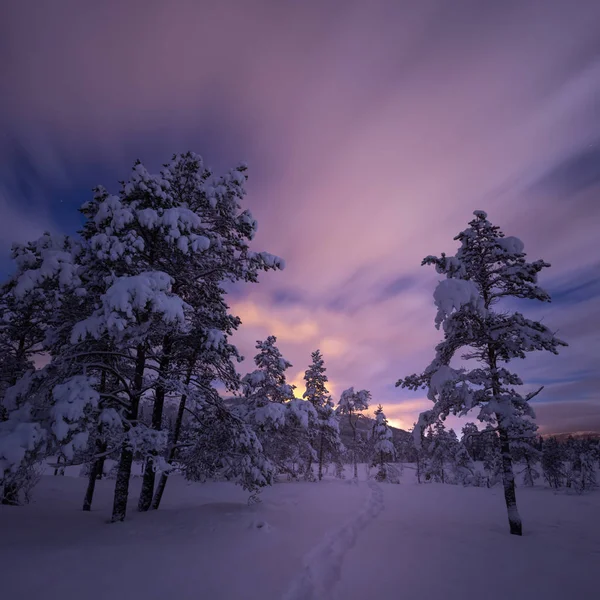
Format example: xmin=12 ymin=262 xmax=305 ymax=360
xmin=371 ymin=405 xmax=396 ymax=482
xmin=403 ymin=424 xmax=427 ymax=484
xmin=423 ymin=421 xmax=455 ymax=483
xmin=77 ymin=155 xmax=283 ymax=519
xmin=512 ymin=434 xmax=541 ymax=487
xmin=337 ymin=387 xmax=370 ymax=479
xmin=565 ymin=438 xmax=597 ymax=493
xmin=452 ymin=442 xmax=477 ymax=486
xmin=397 ymin=211 xmax=566 ymax=535
xmin=542 ymin=437 xmax=564 ymax=489
xmin=461 ymin=422 xmax=486 ymax=462
xmin=303 ymin=350 xmax=343 ymax=480
xmin=0 ymin=234 xmax=94 ymax=505
xmin=242 ymin=336 xmax=316 ymax=480
xmin=1 ymin=152 xmax=284 ymax=518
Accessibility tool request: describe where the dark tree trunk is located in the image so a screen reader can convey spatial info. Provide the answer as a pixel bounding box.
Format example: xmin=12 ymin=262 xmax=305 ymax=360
xmin=138 ymin=337 xmax=172 ymax=512
xmin=151 ymin=359 xmax=194 ymax=510
xmin=83 ymin=443 xmax=106 ymax=512
xmin=97 ymin=454 xmax=106 ymax=480
xmin=487 ymin=342 xmax=523 ymax=537
xmin=499 ymin=426 xmax=522 ymax=535
xmin=111 ymin=345 xmax=146 ymax=523
xmin=305 ymin=454 xmax=314 ymax=480
xmin=350 ymin=410 xmax=358 ymax=479
xmin=317 ymin=429 xmax=325 ymax=481
xmin=83 ymin=371 xmax=107 ymax=511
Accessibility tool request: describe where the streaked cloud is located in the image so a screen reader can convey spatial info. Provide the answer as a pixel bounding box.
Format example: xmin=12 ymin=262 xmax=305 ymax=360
xmin=1 ymin=0 xmax=599 ymax=433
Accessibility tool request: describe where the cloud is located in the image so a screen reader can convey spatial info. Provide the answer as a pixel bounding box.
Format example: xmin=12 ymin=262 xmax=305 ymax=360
xmin=534 ymin=401 xmax=600 ymax=435
xmin=379 ymin=399 xmax=431 ymax=430
xmin=1 ymin=0 xmax=599 ymax=433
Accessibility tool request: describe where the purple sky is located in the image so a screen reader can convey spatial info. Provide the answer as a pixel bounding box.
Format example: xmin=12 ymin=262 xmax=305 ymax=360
xmin=1 ymin=0 xmax=599 ymax=433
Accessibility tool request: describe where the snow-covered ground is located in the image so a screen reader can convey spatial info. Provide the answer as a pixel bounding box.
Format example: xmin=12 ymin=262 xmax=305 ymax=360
xmin=1 ymin=466 xmax=598 ymax=600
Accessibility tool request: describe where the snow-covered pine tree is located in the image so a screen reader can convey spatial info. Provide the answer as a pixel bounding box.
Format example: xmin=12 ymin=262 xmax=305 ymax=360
xmin=0 ymin=245 xmax=48 ymax=504
xmin=422 ymin=421 xmax=455 ymax=483
xmin=541 ymin=436 xmax=564 ymax=488
xmin=565 ymin=438 xmax=597 ymax=493
xmin=397 ymin=210 xmax=566 ymax=535
xmin=0 ymin=153 xmax=283 ymax=519
xmin=337 ymin=387 xmax=370 ymax=479
xmin=176 ymin=384 xmax=276 ymax=503
xmin=242 ymin=336 xmax=316 ymax=480
xmin=461 ymin=422 xmax=486 ymax=462
xmin=371 ymin=405 xmax=396 ymax=482
xmin=303 ymin=350 xmax=343 ymax=481
xmin=0 ymin=233 xmax=95 ymax=505
xmin=452 ymin=441 xmax=477 ymax=486
xmin=511 ymin=422 xmax=541 ymax=487
xmin=401 ymin=423 xmax=427 ymax=484
xmin=132 ymin=154 xmax=283 ymax=511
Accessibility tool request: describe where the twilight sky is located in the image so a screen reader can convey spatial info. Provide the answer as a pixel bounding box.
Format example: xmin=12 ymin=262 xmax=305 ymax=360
xmin=1 ymin=0 xmax=599 ymax=433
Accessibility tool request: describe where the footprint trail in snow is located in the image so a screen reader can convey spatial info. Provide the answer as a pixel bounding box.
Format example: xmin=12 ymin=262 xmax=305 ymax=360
xmin=281 ymin=480 xmax=385 ymax=600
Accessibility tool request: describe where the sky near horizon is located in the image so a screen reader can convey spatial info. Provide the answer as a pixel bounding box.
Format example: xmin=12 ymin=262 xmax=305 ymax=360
xmin=1 ymin=0 xmax=599 ymax=433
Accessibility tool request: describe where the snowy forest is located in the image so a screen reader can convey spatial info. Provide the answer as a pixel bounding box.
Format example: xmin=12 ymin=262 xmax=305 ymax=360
xmin=4 ymin=1 xmax=600 ymax=596
xmin=1 ymin=152 xmax=597 ymax=542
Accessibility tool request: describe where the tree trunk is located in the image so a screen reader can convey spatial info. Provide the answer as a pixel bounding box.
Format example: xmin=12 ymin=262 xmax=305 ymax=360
xmin=498 ymin=426 xmax=522 ymax=535
xmin=487 ymin=342 xmax=523 ymax=537
xmin=83 ymin=443 xmax=106 ymax=512
xmin=83 ymin=371 xmax=107 ymax=511
xmin=350 ymin=411 xmax=358 ymax=479
xmin=138 ymin=336 xmax=172 ymax=511
xmin=317 ymin=429 xmax=325 ymax=481
xmin=97 ymin=454 xmax=106 ymax=480
xmin=151 ymin=359 xmax=193 ymax=510
xmin=111 ymin=345 xmax=146 ymax=523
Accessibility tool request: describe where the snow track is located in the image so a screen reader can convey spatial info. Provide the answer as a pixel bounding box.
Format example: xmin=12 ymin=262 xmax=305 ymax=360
xmin=281 ymin=480 xmax=384 ymax=600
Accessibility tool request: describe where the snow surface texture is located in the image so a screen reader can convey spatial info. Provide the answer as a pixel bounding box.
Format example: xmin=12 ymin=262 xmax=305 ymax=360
xmin=282 ymin=479 xmax=384 ymax=600
xmin=1 ymin=465 xmax=599 ymax=600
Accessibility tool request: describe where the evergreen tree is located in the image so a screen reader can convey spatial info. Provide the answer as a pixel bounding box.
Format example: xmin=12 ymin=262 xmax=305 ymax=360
xmin=371 ymin=405 xmax=396 ymax=482
xmin=422 ymin=421 xmax=456 ymax=483
xmin=403 ymin=424 xmax=427 ymax=484
xmin=1 ymin=152 xmax=284 ymax=519
xmin=242 ymin=337 xmax=316 ymax=480
xmin=397 ymin=210 xmax=566 ymax=536
xmin=0 ymin=234 xmax=95 ymax=505
xmin=511 ymin=433 xmax=541 ymax=487
xmin=452 ymin=442 xmax=477 ymax=486
xmin=337 ymin=387 xmax=370 ymax=479
xmin=565 ymin=438 xmax=597 ymax=493
xmin=303 ymin=350 xmax=343 ymax=480
xmin=542 ymin=436 xmax=565 ymax=489
xmin=461 ymin=422 xmax=486 ymax=462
